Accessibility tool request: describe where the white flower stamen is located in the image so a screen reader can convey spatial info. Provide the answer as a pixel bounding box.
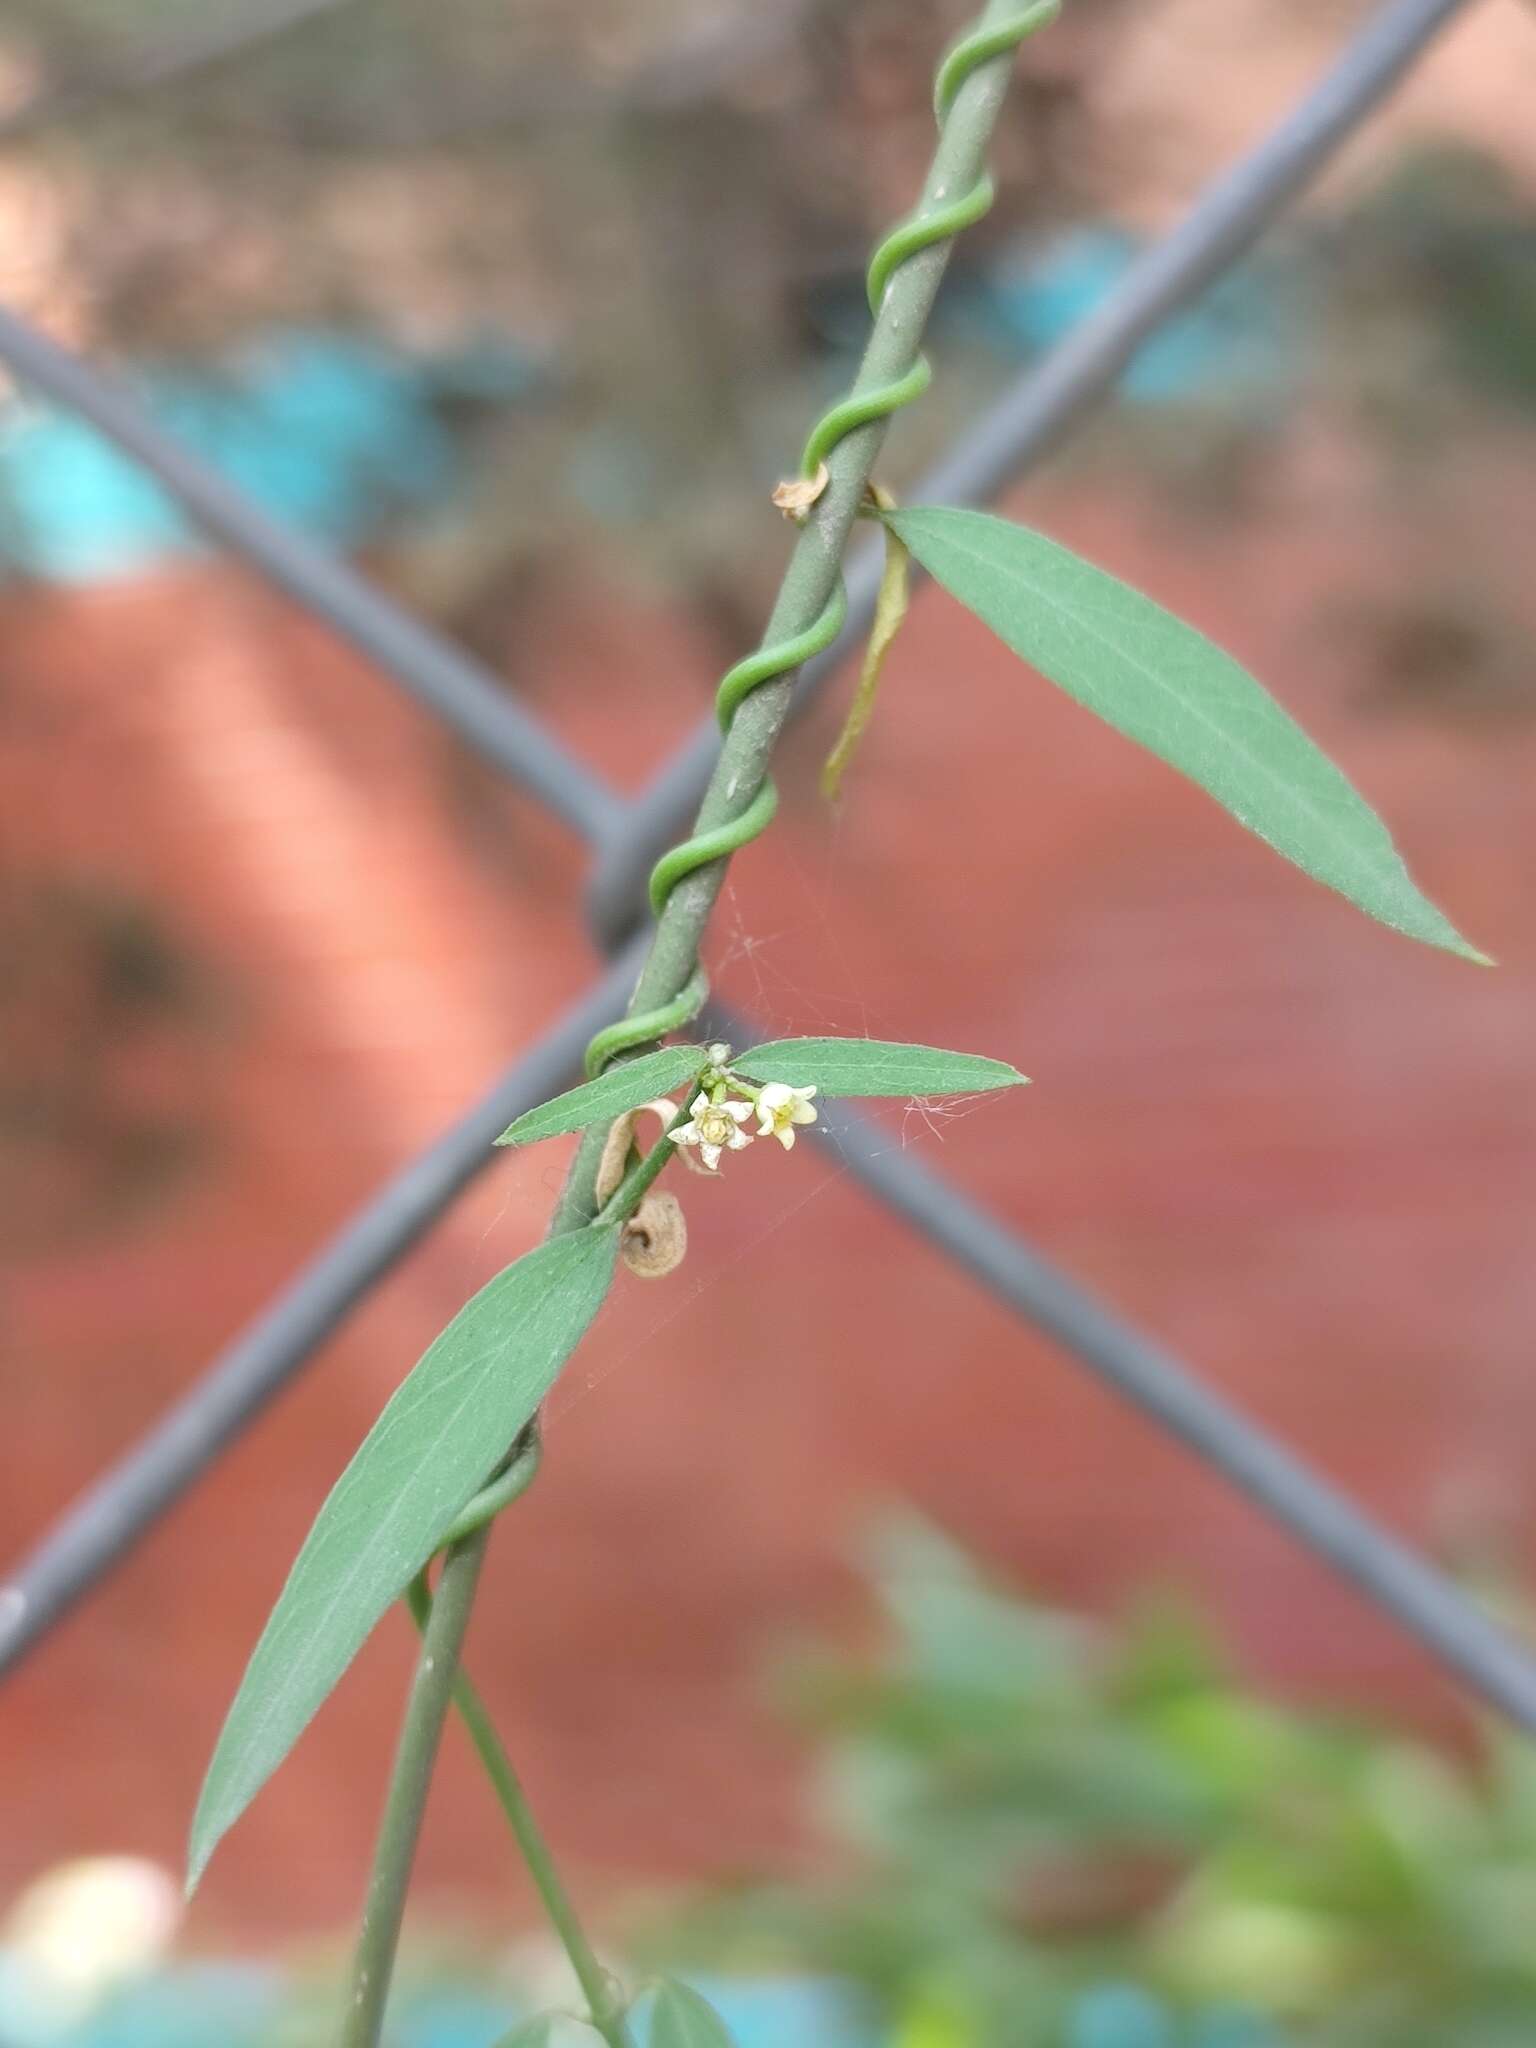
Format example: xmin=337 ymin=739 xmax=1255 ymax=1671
xmin=755 ymin=1081 xmax=818 ymax=1151
xmin=668 ymin=1091 xmax=753 ymax=1172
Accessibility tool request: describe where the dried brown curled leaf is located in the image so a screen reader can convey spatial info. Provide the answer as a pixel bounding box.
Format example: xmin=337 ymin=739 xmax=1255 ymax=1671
xmin=621 ymin=1190 xmax=687 ymax=1276
xmin=771 ymin=462 xmax=829 ymax=523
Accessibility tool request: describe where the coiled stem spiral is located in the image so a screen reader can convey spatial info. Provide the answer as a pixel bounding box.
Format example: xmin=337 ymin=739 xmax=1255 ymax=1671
xmin=580 ymin=0 xmax=1059 ymax=1085
xmin=368 ymin=19 xmax=1054 ymax=2037
xmin=446 ymin=1 xmax=1059 ymax=1551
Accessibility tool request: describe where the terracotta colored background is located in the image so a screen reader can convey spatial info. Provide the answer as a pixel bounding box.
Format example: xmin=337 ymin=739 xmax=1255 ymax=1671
xmin=4 ymin=409 xmax=1534 ymax=1944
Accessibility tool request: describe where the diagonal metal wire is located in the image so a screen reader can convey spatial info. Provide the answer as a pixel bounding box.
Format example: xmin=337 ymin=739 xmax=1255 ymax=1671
xmin=0 ymin=943 xmax=646 ymax=1674
xmin=0 ymin=307 xmax=615 ymax=841
xmin=4 ymin=0 xmax=1529 ymax=1733
xmin=13 ymin=944 xmax=1533 ymax=1726
xmin=814 ymin=1095 xmax=1536 ymax=1727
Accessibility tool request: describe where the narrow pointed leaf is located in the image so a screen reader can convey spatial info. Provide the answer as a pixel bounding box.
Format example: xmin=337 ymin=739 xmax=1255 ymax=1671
xmin=887 ymin=506 xmax=1486 ymax=963
xmin=495 ymin=1045 xmax=707 ymax=1146
xmin=736 ymin=1037 xmax=1026 ymax=1097
xmin=189 ymin=1225 xmax=619 ymax=1891
xmin=649 ymin=1980 xmax=739 ymax=2048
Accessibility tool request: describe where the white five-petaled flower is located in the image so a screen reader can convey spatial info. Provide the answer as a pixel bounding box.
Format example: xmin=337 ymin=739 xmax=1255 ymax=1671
xmin=669 ymin=1092 xmax=753 ymax=1171
xmin=755 ymin=1081 xmax=819 ymax=1150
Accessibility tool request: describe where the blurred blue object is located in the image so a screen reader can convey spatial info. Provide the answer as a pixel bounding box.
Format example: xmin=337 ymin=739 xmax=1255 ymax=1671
xmin=0 ymin=1963 xmax=1287 ymax=2047
xmin=1069 ymin=1984 xmax=1178 ymax=2048
xmin=1067 ymin=1985 xmax=1286 ymax=2048
xmin=3 ymin=1968 xmax=875 ymax=2048
xmin=1187 ymin=2010 xmax=1285 ymax=2048
xmin=3 ymin=1963 xmax=280 ymax=2048
xmin=631 ymin=1975 xmax=876 ymax=2048
xmin=0 ymin=328 xmax=536 ymax=585
xmin=390 ymin=1985 xmax=526 ymax=2048
xmin=970 ymin=227 xmax=1297 ymax=405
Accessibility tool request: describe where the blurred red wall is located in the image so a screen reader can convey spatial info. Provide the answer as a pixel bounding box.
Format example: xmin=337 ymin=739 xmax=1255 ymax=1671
xmin=3 ymin=442 xmax=1535 ymax=1945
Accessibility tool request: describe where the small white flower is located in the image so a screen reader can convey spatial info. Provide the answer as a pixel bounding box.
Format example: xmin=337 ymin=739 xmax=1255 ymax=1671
xmin=755 ymin=1081 xmax=818 ymax=1150
xmin=668 ymin=1092 xmax=753 ymax=1172
xmin=706 ymin=1042 xmax=733 ymax=1068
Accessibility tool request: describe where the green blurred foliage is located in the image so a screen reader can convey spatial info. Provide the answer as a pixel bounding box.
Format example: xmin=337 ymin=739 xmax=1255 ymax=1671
xmin=1322 ymin=143 xmax=1536 ymax=428
xmin=646 ymin=1514 xmax=1536 ymax=2047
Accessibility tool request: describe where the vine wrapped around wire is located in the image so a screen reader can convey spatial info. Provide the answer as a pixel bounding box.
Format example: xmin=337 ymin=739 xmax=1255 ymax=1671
xmin=582 ymin=0 xmax=1058 ymax=1084
xmin=439 ymin=0 xmax=1062 ymax=1549
xmin=439 ymin=1 xmax=1057 ymax=1554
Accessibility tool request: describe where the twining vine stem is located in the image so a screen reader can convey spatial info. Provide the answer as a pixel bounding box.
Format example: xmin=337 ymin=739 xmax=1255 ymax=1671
xmin=405 ymin=1572 xmax=635 ymax=2048
xmin=342 ymin=4 xmax=1056 ymax=2041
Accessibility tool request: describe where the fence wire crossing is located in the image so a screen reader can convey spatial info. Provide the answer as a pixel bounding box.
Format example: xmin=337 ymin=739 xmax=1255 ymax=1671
xmin=5 ymin=0 xmax=1533 ymax=1734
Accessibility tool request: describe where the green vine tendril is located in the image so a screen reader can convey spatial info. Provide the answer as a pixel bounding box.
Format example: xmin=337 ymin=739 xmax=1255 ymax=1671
xmin=441 ymin=0 xmax=1062 ymax=1618
xmin=353 ymin=12 xmax=1054 ymax=2040
xmin=580 ymin=0 xmax=1060 ymax=1085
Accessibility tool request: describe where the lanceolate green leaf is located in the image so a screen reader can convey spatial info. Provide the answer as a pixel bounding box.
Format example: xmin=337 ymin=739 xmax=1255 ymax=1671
xmin=649 ymin=1979 xmax=739 ymax=2048
xmin=495 ymin=1045 xmax=707 ymax=1147
xmin=736 ymin=1037 xmax=1027 ymax=1097
xmin=886 ymin=506 xmax=1486 ymax=963
xmin=188 ymin=1226 xmax=620 ymax=1892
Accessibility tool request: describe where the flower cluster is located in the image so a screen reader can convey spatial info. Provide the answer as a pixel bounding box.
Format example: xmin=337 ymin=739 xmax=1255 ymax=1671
xmin=667 ymin=1044 xmax=818 ymax=1173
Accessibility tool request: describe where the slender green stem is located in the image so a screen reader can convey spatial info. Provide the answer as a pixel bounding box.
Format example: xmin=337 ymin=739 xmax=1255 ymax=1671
xmin=592 ymin=1103 xmax=686 ymax=1227
xmin=340 ymin=1530 xmax=490 ymax=2048
xmin=551 ymin=0 xmax=1030 ymax=1234
xmin=406 ymin=1577 xmax=636 ymax=2048
xmin=344 ymin=9 xmax=1037 ymax=2038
